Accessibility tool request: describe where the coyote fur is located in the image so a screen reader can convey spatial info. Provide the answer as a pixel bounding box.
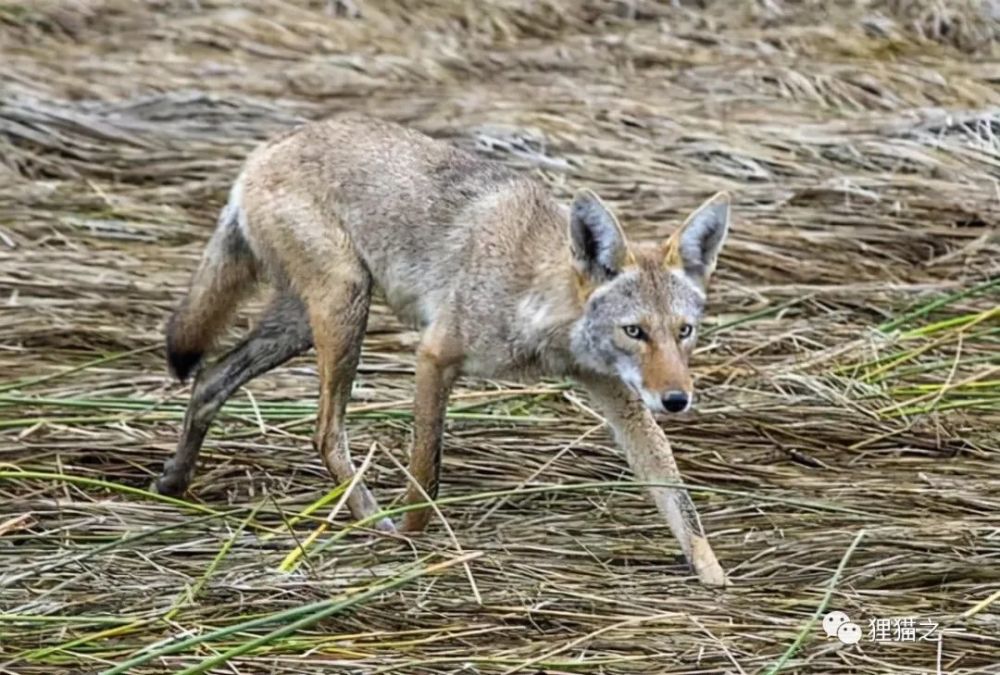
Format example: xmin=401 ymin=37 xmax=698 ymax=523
xmin=161 ymin=116 xmax=731 ymax=586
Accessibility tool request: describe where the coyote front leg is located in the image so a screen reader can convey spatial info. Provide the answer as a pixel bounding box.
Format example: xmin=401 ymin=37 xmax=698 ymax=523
xmin=401 ymin=330 xmax=461 ymax=532
xmin=584 ymin=376 xmax=727 ymax=587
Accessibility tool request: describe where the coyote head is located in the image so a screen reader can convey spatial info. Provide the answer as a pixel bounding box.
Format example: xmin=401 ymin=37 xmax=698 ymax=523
xmin=568 ymin=190 xmax=730 ymax=414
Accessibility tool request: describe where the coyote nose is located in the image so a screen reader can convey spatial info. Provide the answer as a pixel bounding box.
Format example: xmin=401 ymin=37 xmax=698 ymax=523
xmin=661 ymin=391 xmax=689 ymax=413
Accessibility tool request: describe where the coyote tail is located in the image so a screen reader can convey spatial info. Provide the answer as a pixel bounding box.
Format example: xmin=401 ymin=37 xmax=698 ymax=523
xmin=166 ymin=182 xmax=257 ymax=381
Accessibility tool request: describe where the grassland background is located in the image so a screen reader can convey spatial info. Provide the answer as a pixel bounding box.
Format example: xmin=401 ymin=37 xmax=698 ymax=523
xmin=0 ymin=1 xmax=998 ymax=673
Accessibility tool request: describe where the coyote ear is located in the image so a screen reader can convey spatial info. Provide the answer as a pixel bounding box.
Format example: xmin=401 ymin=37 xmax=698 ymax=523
xmin=570 ymin=189 xmax=632 ymax=283
xmin=664 ymin=192 xmax=730 ymax=285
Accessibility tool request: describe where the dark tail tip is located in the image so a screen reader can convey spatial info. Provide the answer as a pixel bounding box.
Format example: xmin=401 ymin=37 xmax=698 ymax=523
xmin=166 ymin=310 xmax=203 ymax=382
xmin=167 ymin=347 xmax=203 ymax=383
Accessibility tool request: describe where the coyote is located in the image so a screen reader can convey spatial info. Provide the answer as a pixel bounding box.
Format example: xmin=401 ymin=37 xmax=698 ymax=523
xmin=160 ymin=116 xmax=731 ymax=586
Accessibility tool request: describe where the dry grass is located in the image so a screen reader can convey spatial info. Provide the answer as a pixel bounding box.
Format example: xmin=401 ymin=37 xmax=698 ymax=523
xmin=1 ymin=1 xmax=998 ymax=673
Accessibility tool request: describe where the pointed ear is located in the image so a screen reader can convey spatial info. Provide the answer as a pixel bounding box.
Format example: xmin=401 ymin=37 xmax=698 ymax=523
xmin=569 ymin=189 xmax=632 ymax=283
xmin=664 ymin=192 xmax=730 ymax=285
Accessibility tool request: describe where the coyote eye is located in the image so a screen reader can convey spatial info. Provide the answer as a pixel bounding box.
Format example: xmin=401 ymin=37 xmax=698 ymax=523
xmin=622 ymin=325 xmax=647 ymax=341
xmin=678 ymin=323 xmax=694 ymax=339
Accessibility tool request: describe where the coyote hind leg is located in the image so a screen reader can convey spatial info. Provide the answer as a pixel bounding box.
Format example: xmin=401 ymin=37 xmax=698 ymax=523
xmin=155 ymin=294 xmax=313 ymax=496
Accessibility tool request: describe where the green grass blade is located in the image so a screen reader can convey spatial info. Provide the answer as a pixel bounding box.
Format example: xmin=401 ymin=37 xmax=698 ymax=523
xmin=100 ymin=552 xmax=479 ymax=675
xmin=763 ymin=530 xmax=865 ymax=674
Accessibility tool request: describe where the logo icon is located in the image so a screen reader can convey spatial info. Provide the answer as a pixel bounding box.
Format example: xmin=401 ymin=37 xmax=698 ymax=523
xmin=837 ymin=621 xmax=862 ymax=644
xmin=823 ymin=611 xmax=863 ymax=645
xmin=823 ymin=611 xmax=850 ymax=638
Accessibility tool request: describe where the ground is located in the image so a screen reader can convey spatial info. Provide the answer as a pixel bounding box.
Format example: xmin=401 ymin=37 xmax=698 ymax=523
xmin=1 ymin=1 xmax=998 ymax=673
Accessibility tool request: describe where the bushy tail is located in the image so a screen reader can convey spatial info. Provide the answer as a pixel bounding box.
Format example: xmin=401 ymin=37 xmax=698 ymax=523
xmin=167 ymin=193 xmax=257 ymax=381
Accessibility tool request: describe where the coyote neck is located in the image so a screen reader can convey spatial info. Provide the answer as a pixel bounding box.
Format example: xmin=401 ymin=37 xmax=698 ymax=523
xmin=510 ymin=248 xmax=586 ymax=377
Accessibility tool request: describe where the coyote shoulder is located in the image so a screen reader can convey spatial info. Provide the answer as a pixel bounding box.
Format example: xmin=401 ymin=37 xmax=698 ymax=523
xmin=161 ymin=115 xmax=731 ymax=586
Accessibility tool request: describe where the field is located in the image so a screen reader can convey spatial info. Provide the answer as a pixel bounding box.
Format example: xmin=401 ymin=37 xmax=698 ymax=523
xmin=1 ymin=1 xmax=998 ymax=673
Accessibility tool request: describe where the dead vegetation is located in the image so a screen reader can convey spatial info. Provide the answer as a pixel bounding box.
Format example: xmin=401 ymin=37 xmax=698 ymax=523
xmin=0 ymin=1 xmax=998 ymax=673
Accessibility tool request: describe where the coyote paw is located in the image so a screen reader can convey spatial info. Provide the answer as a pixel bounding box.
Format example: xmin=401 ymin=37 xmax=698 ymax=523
xmin=152 ymin=459 xmax=190 ymax=497
xmin=372 ymin=516 xmax=397 ymax=534
xmin=691 ymin=535 xmax=728 ymax=588
xmin=695 ymin=557 xmax=728 ymax=587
